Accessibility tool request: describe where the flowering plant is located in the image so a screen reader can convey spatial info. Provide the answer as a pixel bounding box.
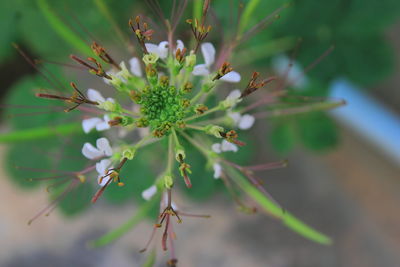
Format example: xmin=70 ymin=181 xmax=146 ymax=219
xmin=2 ymin=0 xmax=348 ymax=265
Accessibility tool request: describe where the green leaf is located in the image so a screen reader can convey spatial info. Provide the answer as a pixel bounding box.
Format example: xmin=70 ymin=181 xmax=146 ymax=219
xmin=270 ymin=120 xmax=296 ymax=154
xmin=104 ymin=146 xmax=157 ymax=204
xmin=0 ymin=1 xmax=18 ymax=62
xmin=89 ymin=194 xmax=161 ymax=248
xmin=6 ymin=140 xmax=53 ymax=189
xmin=5 ymin=73 xmax=70 ymax=130
xmin=37 ymin=0 xmax=93 ymax=56
xmin=53 ymin=181 xmax=94 ymax=216
xmin=226 ymin=166 xmax=332 ymax=245
xmin=297 ymin=112 xmax=338 ymax=151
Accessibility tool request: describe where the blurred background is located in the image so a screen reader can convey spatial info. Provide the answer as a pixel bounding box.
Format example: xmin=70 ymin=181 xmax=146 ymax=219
xmin=0 ymin=0 xmax=400 ymax=266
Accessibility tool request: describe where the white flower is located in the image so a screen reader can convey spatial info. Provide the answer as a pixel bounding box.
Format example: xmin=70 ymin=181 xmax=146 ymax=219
xmin=103 ymin=57 xmax=142 ymax=84
xmin=221 ymin=89 xmax=242 ymax=109
xmin=145 ymin=40 xmax=184 ymax=60
xmin=192 ymin=42 xmax=241 ymax=83
xmin=272 ymin=54 xmax=308 ymax=89
xmin=142 ymin=185 xmax=157 ymax=201
xmin=213 ymin=163 xmax=222 ymax=179
xmin=82 ymin=137 xmax=113 ymax=160
xmin=82 ymin=114 xmax=111 ymax=133
xmin=212 ymin=140 xmax=238 ymax=154
xmin=228 ymin=112 xmax=255 ymax=130
xmin=87 ymin=89 xmax=114 ymax=104
xmin=95 ymin=159 xmax=113 ymax=186
xmin=129 ymin=57 xmax=142 ymax=77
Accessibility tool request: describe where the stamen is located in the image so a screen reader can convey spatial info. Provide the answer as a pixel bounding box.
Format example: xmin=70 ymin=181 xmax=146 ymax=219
xmin=129 ymin=16 xmax=154 ymax=54
xmin=212 ymin=62 xmax=233 ymax=81
xmin=36 ymin=82 xmax=98 ymax=112
xmin=91 ymin=42 xmax=121 ymax=70
xmin=219 ymin=130 xmax=246 ymax=146
xmin=70 ymin=55 xmax=112 ymax=79
xmin=241 ymin=72 xmax=277 ymax=98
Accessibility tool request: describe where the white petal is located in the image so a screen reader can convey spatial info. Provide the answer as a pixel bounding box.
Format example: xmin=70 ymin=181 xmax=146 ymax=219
xmin=221 ymin=140 xmax=238 ymax=152
xmin=192 ymin=64 xmax=210 ymax=76
xmin=213 ymin=163 xmax=222 ymax=179
xmin=87 ymin=88 xmax=105 ymax=103
xmin=82 ymin=143 xmax=102 ymax=160
xmin=96 ymin=159 xmax=111 ymax=175
xmin=96 ymin=121 xmax=111 ymax=131
xmin=226 ymin=89 xmax=242 ymax=101
xmin=176 ymin=40 xmax=184 ymax=51
xmin=238 ymin=114 xmax=255 ymax=130
xmin=211 ymin=143 xmax=222 ymax=154
xmin=158 ymin=41 xmax=169 ymax=59
xmin=228 ymin=112 xmax=241 ymax=124
xmin=105 ymin=97 xmax=115 ymax=103
xmin=96 ymin=137 xmax=113 ymax=156
xmin=129 ymin=57 xmax=142 ymax=77
xmin=272 ymin=55 xmax=308 ymax=89
xmin=220 ymin=71 xmax=241 ymax=83
xmin=171 ymin=201 xmax=178 ymax=210
xmin=201 ymin=42 xmax=215 ymax=67
xmin=82 ymin=117 xmax=102 ymax=134
xmin=142 ymin=185 xmax=157 ymax=201
xmin=103 ymin=69 xmax=117 ymax=85
xmin=145 ymin=43 xmax=160 ymax=56
xmin=97 ymin=175 xmax=112 ymax=187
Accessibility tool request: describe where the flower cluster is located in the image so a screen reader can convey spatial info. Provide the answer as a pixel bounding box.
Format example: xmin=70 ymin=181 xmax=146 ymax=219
xmin=22 ymin=1 xmax=337 ymax=265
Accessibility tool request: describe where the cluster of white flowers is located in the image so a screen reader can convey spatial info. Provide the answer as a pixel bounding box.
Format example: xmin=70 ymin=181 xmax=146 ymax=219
xmin=78 ymin=39 xmax=258 ymax=196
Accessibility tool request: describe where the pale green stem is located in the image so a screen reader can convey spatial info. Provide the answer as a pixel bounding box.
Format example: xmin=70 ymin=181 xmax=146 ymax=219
xmin=184 ymin=106 xmax=221 ymax=122
xmin=166 ymin=134 xmax=174 ymax=173
xmin=185 ymin=124 xmax=204 ymax=131
xmin=224 ymin=166 xmax=332 ymax=245
xmin=178 ymin=131 xmax=210 ymax=158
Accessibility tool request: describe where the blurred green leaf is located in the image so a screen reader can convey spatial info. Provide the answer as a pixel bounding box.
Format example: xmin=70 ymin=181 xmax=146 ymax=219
xmin=270 ymin=120 xmax=296 ymax=154
xmin=104 ymin=146 xmax=157 ymax=204
xmin=297 ymin=112 xmax=338 ymax=151
xmin=5 ymin=72 xmax=70 ymax=130
xmin=6 ymin=141 xmax=53 ymax=189
xmin=53 ymin=180 xmax=94 ymax=216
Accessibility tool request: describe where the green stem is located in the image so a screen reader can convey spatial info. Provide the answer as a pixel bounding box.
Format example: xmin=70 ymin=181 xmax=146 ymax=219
xmin=88 ymin=194 xmax=161 ymax=248
xmin=184 ymin=106 xmax=221 ymax=122
xmin=0 ymin=123 xmax=82 ymax=143
xmin=179 ymin=131 xmax=210 ymax=158
xmin=225 ymin=166 xmax=332 ymax=245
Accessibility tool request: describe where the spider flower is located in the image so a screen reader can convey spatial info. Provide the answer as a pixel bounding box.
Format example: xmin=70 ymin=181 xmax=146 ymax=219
xmin=11 ymin=0 xmax=344 ymax=265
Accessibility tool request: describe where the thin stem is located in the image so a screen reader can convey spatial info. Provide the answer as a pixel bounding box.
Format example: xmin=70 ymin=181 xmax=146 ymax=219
xmin=184 ymin=106 xmax=221 ymax=122
xmin=185 ymin=124 xmax=204 ymax=131
xmin=178 ymin=131 xmax=209 ymax=158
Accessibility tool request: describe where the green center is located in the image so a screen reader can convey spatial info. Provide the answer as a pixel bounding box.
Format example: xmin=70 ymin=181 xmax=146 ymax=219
xmin=138 ymin=83 xmax=187 ymax=136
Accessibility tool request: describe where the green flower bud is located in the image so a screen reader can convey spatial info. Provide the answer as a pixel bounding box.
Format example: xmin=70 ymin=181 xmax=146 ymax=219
xmin=164 ymin=174 xmax=174 ymax=189
xmin=143 ymin=53 xmax=159 ymax=65
xmin=204 ymin=124 xmax=224 ymax=138
xmin=185 ymin=51 xmax=196 ymax=71
xmin=122 ymin=147 xmax=136 ymax=160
